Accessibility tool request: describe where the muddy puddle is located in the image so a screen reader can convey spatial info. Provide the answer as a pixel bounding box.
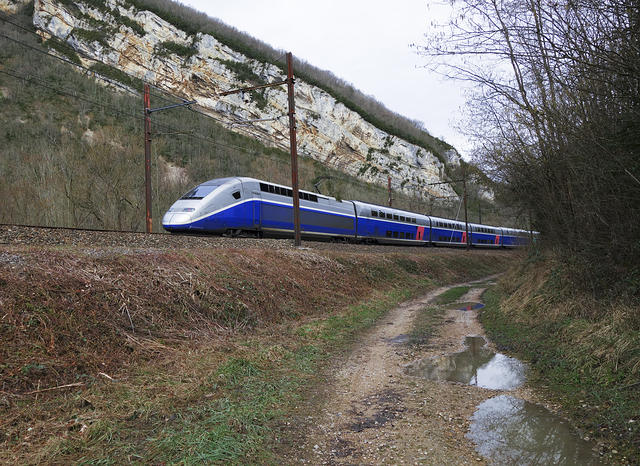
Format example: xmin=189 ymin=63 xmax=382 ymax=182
xmin=467 ymin=395 xmax=604 ymax=465
xmin=458 ymin=302 xmax=485 ymax=311
xmin=405 ymin=336 xmax=526 ymax=390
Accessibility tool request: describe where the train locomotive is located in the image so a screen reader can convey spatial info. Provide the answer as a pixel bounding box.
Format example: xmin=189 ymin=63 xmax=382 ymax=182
xmin=162 ymin=176 xmax=532 ymax=247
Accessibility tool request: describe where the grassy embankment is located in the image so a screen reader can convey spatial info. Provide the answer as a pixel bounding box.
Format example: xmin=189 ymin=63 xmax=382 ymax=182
xmin=481 ymin=252 xmax=640 ymax=463
xmin=0 ymin=245 xmax=514 ymax=463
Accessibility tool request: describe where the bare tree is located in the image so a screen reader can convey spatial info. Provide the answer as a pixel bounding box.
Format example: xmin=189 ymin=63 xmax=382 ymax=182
xmin=417 ymin=0 xmax=640 ymax=294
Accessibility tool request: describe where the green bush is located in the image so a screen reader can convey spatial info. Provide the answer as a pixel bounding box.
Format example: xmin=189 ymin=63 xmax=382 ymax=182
xmin=44 ymin=37 xmax=81 ymax=64
xmin=72 ymin=28 xmax=108 ymax=47
xmin=155 ymin=40 xmax=196 ymax=59
xmin=89 ymin=62 xmax=142 ymax=90
xmin=219 ymin=59 xmax=262 ymax=84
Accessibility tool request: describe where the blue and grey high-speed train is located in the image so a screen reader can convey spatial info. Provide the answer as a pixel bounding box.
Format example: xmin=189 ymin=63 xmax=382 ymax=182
xmin=162 ymin=177 xmax=533 ymax=247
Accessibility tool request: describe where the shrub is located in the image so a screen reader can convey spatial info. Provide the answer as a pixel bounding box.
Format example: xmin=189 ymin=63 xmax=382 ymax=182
xmin=155 ymin=40 xmax=196 ymax=59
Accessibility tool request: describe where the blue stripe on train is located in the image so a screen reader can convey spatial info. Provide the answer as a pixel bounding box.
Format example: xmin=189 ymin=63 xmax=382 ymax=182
xmin=165 ymin=200 xmax=356 ymax=236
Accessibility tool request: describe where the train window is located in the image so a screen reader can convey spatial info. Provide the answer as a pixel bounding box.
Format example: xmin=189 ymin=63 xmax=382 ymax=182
xmin=386 ymin=231 xmax=392 ymax=237
xmin=400 ymin=216 xmax=405 ymax=222
xmin=393 ymin=214 xmax=399 ymax=220
xmin=300 ymin=192 xmax=308 ymax=201
xmin=269 ymin=185 xmax=275 ymax=193
xmin=393 ymin=231 xmax=399 ymax=238
xmin=180 ymin=184 xmax=219 ymax=200
xmin=260 ymin=183 xmax=268 ymax=192
xmin=287 ymin=189 xmax=293 ymax=197
xmin=386 ymin=213 xmax=392 ymax=219
xmin=379 ymin=211 xmax=384 ymax=217
xmin=232 ymin=191 xmax=241 ymax=200
xmin=412 ymin=218 xmax=416 ymax=223
xmin=372 ymin=210 xmax=378 ymax=217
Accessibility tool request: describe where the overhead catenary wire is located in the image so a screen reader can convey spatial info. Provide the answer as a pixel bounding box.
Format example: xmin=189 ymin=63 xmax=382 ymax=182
xmin=1 ymin=12 xmax=449 ymax=174
xmin=1 ymin=13 xmax=462 ymax=209
xmin=1 ymin=13 xmax=454 ymax=186
xmin=0 ymin=66 xmax=458 ymax=218
xmin=0 ymin=67 xmax=295 ymax=164
xmin=0 ymin=23 xmax=281 ymax=146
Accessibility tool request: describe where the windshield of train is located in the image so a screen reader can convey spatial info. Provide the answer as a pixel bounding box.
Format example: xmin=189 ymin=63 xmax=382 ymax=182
xmin=180 ymin=184 xmax=220 ymax=200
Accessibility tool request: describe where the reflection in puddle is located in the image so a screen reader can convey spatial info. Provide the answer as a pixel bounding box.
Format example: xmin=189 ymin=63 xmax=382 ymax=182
xmin=458 ymin=302 xmax=486 ymax=311
xmin=467 ymin=395 xmax=604 ymax=465
xmin=405 ymin=336 xmax=526 ymax=390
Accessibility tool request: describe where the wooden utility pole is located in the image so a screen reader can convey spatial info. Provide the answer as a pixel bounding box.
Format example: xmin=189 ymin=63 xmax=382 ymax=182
xmin=218 ymin=52 xmax=301 ymax=246
xmin=142 ymin=84 xmax=196 ymax=233
xmin=286 ymin=52 xmax=301 ymax=246
xmin=144 ymin=84 xmax=152 ymax=233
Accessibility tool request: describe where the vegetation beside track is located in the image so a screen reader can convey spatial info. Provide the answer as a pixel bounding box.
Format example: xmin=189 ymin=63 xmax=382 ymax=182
xmin=481 ymin=252 xmax=640 ymax=464
xmin=0 ymin=243 xmax=514 ymax=463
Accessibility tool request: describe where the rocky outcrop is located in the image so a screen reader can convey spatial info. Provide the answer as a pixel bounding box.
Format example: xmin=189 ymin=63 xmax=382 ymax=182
xmin=28 ymin=0 xmax=458 ymax=199
xmin=0 ymin=0 xmax=29 ymax=13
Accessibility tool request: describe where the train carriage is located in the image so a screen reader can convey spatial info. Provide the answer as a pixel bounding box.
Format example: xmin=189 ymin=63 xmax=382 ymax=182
xmin=429 ymin=216 xmax=467 ymax=247
xmin=163 ymin=176 xmax=535 ymax=248
xmin=501 ymin=227 xmax=531 ymax=248
xmin=351 ymin=201 xmax=430 ymax=245
xmin=469 ymin=223 xmax=502 ymax=248
xmin=162 ymin=177 xmax=357 ymax=239
xmin=255 ymin=180 xmax=355 ymax=239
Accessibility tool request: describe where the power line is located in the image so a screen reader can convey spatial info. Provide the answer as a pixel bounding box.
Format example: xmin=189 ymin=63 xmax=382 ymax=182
xmin=0 ymin=67 xmax=288 ymax=163
xmin=0 ymin=68 xmax=142 ymax=121
xmin=1 ymin=13 xmax=449 ymax=186
xmin=1 ymin=14 xmax=459 ymax=204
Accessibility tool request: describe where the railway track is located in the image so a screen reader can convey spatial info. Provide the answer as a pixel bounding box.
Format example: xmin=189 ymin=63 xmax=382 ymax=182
xmin=0 ymin=223 xmax=479 ymax=254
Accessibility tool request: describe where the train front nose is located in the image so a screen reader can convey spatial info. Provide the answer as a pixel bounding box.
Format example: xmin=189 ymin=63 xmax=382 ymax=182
xmin=162 ymin=206 xmax=195 ymax=231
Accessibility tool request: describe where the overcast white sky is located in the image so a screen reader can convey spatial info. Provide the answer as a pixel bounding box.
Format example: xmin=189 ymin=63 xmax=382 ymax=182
xmin=179 ymin=0 xmax=473 ymax=157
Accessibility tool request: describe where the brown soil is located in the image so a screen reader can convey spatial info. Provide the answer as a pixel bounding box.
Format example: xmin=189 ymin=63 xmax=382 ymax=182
xmin=281 ymin=278 xmax=518 ymax=464
xmin=0 ymin=226 xmax=519 ymax=462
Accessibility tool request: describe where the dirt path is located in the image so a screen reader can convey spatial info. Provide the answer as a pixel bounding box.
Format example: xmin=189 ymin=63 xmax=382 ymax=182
xmin=290 ymin=277 xmax=508 ymax=464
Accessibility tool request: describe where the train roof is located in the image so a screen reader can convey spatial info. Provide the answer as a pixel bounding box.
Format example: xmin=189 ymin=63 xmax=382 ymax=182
xmin=197 ymin=177 xmax=335 ymax=201
xmin=351 ymin=200 xmax=430 ymax=218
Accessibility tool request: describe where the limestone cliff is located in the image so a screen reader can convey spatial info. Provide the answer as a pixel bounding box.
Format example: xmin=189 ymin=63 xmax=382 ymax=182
xmin=18 ymin=0 xmax=459 ymax=199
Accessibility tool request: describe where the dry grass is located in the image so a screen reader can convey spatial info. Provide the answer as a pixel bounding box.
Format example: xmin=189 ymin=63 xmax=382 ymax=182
xmin=482 ymin=253 xmax=640 ymax=462
xmin=0 ymin=244 xmax=514 ymax=463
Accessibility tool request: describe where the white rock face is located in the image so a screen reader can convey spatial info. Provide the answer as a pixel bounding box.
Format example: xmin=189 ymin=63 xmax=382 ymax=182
xmin=0 ymin=0 xmax=29 ymax=13
xmin=32 ymin=0 xmax=459 ymax=199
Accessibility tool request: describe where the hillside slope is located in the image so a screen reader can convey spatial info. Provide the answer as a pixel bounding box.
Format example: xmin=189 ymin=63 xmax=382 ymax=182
xmin=0 ymin=226 xmax=515 ymax=463
xmin=25 ymin=0 xmax=458 ymax=199
xmin=1 ymin=4 xmax=469 ymax=231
